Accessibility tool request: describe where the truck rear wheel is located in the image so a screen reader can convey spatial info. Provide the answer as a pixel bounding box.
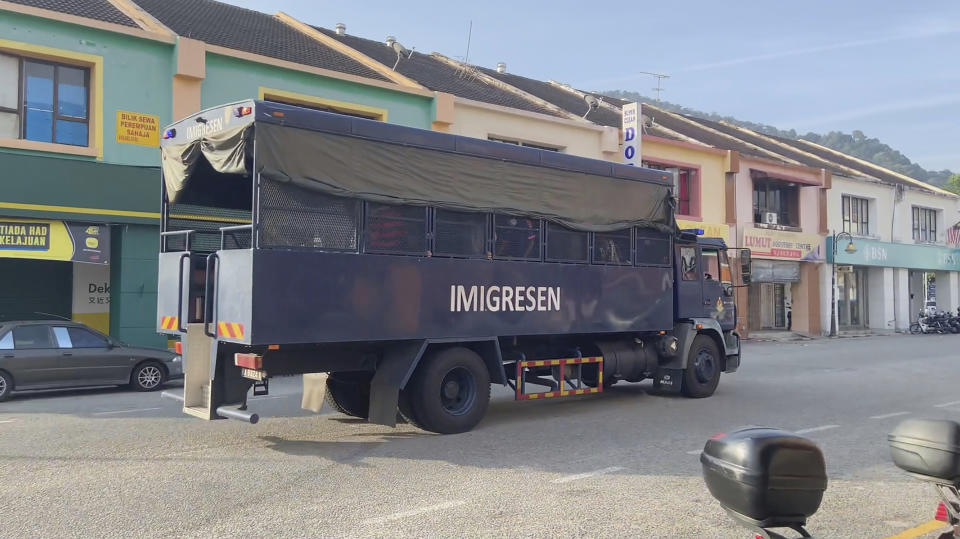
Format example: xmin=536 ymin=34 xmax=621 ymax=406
xmin=406 ymin=347 xmax=490 ymax=434
xmin=681 ymin=335 xmax=721 ymax=398
xmin=325 ymin=372 xmax=372 ymax=418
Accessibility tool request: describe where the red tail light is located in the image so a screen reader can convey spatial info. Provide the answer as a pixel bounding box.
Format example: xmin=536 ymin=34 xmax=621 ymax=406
xmin=234 ymin=106 xmax=252 ymax=118
xmin=175 ymin=341 xmax=182 ymax=355
xmin=235 ymin=353 xmax=262 ymax=370
xmin=936 ymin=501 xmax=949 ymax=522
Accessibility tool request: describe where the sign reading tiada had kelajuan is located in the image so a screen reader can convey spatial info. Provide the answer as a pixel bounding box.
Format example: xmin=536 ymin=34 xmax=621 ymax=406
xmin=742 ymin=227 xmax=824 ymax=262
xmin=829 ymin=236 xmax=960 ymax=271
xmin=116 ymin=110 xmax=159 ymax=147
xmin=0 ymin=218 xmax=109 ymax=264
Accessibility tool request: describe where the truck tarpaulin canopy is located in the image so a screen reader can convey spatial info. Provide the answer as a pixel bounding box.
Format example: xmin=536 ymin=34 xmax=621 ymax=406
xmin=164 ymin=121 xmax=674 ymax=233
xmin=161 ymin=125 xmax=250 ymax=205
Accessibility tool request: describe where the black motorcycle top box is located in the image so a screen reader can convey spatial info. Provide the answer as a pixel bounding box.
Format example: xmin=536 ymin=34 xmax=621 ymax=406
xmin=700 ymin=428 xmax=827 ymax=526
xmin=889 ymin=419 xmax=960 ymax=482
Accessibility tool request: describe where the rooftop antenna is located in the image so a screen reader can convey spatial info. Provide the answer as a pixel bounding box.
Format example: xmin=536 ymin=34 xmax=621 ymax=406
xmin=464 ymin=20 xmax=473 ymax=63
xmin=636 ymin=71 xmax=670 ymax=101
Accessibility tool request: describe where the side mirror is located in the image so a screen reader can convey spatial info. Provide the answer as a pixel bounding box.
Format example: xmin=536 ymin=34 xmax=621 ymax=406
xmin=740 ymin=249 xmax=752 ymax=285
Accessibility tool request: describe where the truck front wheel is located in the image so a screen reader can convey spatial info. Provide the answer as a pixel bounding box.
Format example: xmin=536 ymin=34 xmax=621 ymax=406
xmin=325 ymin=372 xmax=373 ymax=418
xmin=681 ymin=335 xmax=721 ymax=398
xmin=406 ymin=347 xmax=491 ymax=434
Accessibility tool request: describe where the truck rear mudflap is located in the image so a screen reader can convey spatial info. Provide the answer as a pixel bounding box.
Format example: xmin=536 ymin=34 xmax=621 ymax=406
xmin=161 ymin=323 xmax=256 ymax=422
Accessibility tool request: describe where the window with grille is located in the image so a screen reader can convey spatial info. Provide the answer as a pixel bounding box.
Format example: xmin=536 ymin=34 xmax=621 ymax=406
xmin=364 ymin=202 xmax=428 ymax=255
xmin=545 ymin=222 xmax=588 ymax=262
xmin=259 ymin=180 xmax=359 ymax=251
xmin=842 ymin=195 xmax=870 ymax=236
xmin=753 ymin=178 xmax=799 ymax=227
xmin=636 ymin=230 xmax=671 ymax=266
xmin=493 ymin=214 xmax=541 ymax=260
xmin=593 ymin=229 xmax=632 ymax=265
xmin=913 ymin=207 xmax=938 ymax=243
xmin=0 ymin=53 xmax=90 ymax=146
xmin=642 ymin=161 xmax=694 ymax=216
xmin=434 ymin=209 xmax=487 ymax=258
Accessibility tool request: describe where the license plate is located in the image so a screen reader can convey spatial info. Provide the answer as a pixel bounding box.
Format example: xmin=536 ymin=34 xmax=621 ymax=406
xmin=241 ymin=368 xmax=266 ymax=381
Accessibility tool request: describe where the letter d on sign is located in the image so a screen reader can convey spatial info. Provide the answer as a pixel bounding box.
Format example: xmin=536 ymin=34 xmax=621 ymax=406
xmin=621 ymin=102 xmax=641 ymax=167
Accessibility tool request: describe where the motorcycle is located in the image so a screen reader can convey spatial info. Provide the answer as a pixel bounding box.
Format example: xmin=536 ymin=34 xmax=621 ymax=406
xmin=700 ymin=421 xmax=960 ymax=538
xmin=911 ymin=311 xmax=958 ymax=334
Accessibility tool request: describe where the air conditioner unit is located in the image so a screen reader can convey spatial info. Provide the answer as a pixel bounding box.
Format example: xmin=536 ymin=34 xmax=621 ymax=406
xmin=764 ymin=212 xmax=779 ymax=225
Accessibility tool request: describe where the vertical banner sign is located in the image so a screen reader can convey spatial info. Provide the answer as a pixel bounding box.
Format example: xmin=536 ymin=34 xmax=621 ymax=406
xmin=72 ymin=263 xmax=111 ymax=334
xmin=622 ymin=102 xmax=641 ymax=166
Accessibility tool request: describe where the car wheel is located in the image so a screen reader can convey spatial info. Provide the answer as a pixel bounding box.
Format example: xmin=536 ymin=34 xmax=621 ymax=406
xmin=681 ymin=335 xmax=721 ymax=398
xmin=131 ymin=362 xmax=167 ymax=392
xmin=0 ymin=370 xmax=12 ymax=402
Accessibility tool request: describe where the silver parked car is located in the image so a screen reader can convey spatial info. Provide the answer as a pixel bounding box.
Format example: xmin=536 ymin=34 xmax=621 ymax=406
xmin=0 ymin=320 xmax=182 ymax=401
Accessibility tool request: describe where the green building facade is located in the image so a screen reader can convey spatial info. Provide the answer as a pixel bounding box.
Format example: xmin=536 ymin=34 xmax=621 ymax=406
xmin=0 ymin=4 xmax=438 ymax=347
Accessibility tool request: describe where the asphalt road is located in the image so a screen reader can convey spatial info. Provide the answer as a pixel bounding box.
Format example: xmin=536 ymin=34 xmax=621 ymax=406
xmin=1 ymin=334 xmax=959 ymax=538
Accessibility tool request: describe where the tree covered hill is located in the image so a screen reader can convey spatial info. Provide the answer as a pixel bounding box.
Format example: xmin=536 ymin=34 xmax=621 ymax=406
xmin=603 ymin=90 xmax=955 ymax=188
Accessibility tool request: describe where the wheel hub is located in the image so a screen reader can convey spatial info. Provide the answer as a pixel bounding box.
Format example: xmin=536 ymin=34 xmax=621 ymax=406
xmin=439 ymin=367 xmax=476 ymax=416
xmin=443 ymin=380 xmax=460 ymax=400
xmin=139 ymin=366 xmax=161 ymax=388
xmin=694 ymin=349 xmax=716 ymax=384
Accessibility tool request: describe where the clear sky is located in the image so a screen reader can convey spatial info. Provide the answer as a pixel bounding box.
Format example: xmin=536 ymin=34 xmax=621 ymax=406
xmin=225 ymin=0 xmax=960 ymax=172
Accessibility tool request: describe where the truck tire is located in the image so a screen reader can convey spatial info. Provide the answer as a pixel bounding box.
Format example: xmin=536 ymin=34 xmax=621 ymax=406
xmin=406 ymin=347 xmax=491 ymax=434
xmin=325 ymin=372 xmax=372 ymax=419
xmin=682 ymin=335 xmax=721 ymax=398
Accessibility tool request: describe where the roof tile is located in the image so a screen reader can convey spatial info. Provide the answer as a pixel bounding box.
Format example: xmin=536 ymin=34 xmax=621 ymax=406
xmin=133 ymin=0 xmax=389 ymax=82
xmin=5 ymin=0 xmax=138 ymax=27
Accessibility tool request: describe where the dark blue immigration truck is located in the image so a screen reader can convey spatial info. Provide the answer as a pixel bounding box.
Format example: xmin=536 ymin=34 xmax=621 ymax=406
xmin=156 ymin=100 xmax=749 ymax=434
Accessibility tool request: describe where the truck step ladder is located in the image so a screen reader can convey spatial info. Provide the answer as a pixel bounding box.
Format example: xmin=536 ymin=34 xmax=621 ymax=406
xmin=515 ymin=356 xmax=603 ymax=400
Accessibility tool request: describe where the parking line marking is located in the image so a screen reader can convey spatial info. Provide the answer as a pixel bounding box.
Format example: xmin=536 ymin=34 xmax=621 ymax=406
xmin=686 ymin=450 xmax=702 ymax=455
xmin=795 ymin=425 xmax=840 ymax=434
xmin=871 ymin=412 xmax=910 ymax=420
xmin=934 ymin=400 xmax=960 ymax=408
xmin=0 ymin=419 xmax=17 ymax=424
xmin=92 ymin=407 xmax=162 ymax=416
xmin=884 ymin=519 xmax=949 ymax=539
xmin=362 ymin=500 xmax=466 ymax=525
xmin=552 ymin=466 xmax=624 ymax=483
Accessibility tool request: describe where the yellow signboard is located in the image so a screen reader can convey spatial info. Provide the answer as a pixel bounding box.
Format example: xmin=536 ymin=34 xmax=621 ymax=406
xmin=0 ymin=218 xmax=109 ymax=264
xmin=677 ymin=219 xmax=730 ymax=242
xmin=116 ymin=110 xmax=159 ymax=147
xmin=742 ymin=227 xmax=823 ymax=262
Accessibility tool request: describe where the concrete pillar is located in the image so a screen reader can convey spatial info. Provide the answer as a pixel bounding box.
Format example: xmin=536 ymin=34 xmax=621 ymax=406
xmin=893 ymin=268 xmax=911 ymax=332
xmin=939 ymin=271 xmax=960 ymax=313
xmin=868 ymin=267 xmax=895 ymax=332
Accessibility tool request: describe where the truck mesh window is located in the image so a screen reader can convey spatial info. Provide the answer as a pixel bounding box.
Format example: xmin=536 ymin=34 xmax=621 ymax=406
xmin=166 ymin=204 xmax=252 ymax=253
xmin=594 ymin=229 xmax=632 ymax=265
xmin=636 ymin=230 xmax=671 ymax=266
xmin=494 ymin=214 xmax=541 ymax=260
xmin=546 ymin=222 xmax=588 ymax=262
xmin=434 ymin=209 xmax=487 ymax=258
xmin=364 ymin=203 xmax=427 ymax=255
xmin=259 ymin=180 xmax=359 ymax=250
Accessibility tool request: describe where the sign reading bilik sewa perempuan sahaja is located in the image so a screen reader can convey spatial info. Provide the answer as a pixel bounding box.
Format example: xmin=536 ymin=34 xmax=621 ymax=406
xmin=116 ymin=110 xmax=159 ymax=147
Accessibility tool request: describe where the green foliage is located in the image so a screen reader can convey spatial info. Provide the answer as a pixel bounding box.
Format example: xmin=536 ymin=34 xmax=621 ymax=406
xmin=945 ymin=174 xmax=960 ymax=195
xmin=602 ymin=89 xmax=954 ymax=187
